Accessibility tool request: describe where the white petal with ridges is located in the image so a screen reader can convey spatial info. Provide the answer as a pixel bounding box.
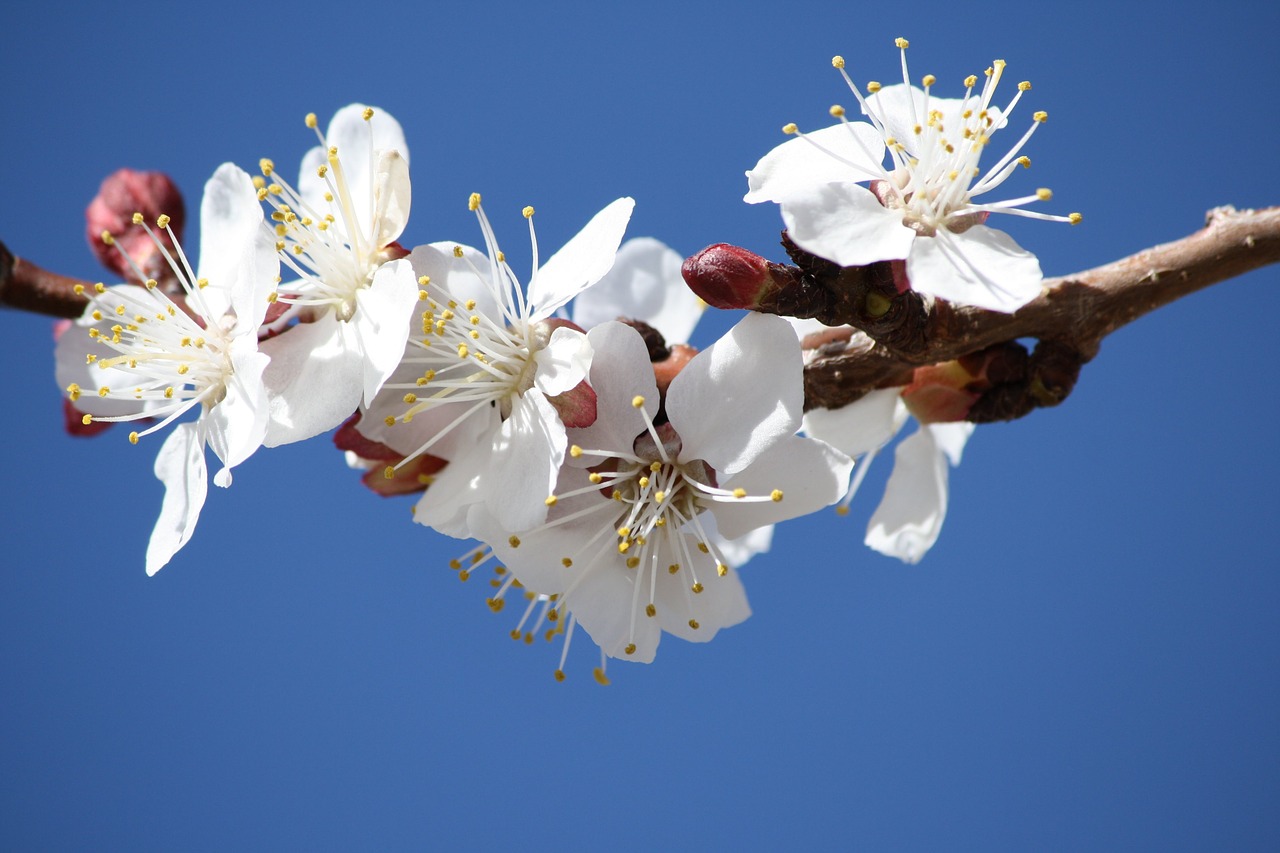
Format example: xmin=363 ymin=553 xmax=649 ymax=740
xmin=745 ymin=122 xmax=886 ymax=204
xmin=528 ymin=197 xmax=634 ymax=317
xmin=906 ymin=224 xmax=1043 ymax=312
xmin=146 ymin=423 xmax=208 ymax=576
xmin=781 ymin=181 xmax=915 ymax=268
xmin=572 ymin=237 xmax=702 ymax=344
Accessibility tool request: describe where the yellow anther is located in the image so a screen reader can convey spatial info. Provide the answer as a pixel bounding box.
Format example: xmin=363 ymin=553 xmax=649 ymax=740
xmin=267 ymin=183 xmax=283 ymax=196
xmin=895 ymin=37 xmax=909 ymax=49
xmin=383 ymin=415 xmax=396 ymax=427
xmin=832 ymin=55 xmax=845 ymax=68
xmin=1018 ymin=156 xmax=1031 ymax=168
xmin=547 ymin=609 xmax=559 ymax=622
xmin=1033 ymin=111 xmax=1048 ymax=123
xmin=418 ymin=290 xmax=428 ymax=301
xmin=570 ymin=445 xmax=583 ymax=458
xmin=631 ymin=395 xmax=645 ymax=409
xmin=624 ymin=643 xmax=637 ymax=656
xmin=1036 ymin=188 xmax=1053 ymax=201
xmin=922 ymin=74 xmax=936 ymax=87
xmin=688 ymin=619 xmax=700 ymax=630
xmin=402 ymin=393 xmax=417 ymax=404
xmin=522 ymin=206 xmax=535 ymax=218
xmin=545 ymin=495 xmax=558 ymax=507
xmin=782 ymin=122 xmax=798 ymax=135
xmin=66 ymin=383 xmax=81 ymax=401
xmin=964 ymin=74 xmax=978 ymax=88
xmin=645 ymin=604 xmax=656 ymax=618
xmin=771 ymin=489 xmax=784 ymax=502
xmin=176 ymin=364 xmax=189 ymax=375
xmin=458 ymin=570 xmax=470 ymax=582
xmin=101 ymin=231 xmax=115 ymax=246
xmin=453 ymin=245 xmax=464 ymax=258
xmin=82 ymin=414 xmax=93 ymax=425
xmin=697 ymin=543 xmax=710 ymax=554
xmin=131 ymin=212 xmax=144 ymax=225
xmin=732 ymin=488 xmax=746 ymax=499
xmin=304 ymin=112 xmax=318 ymax=128
xmin=654 ymin=491 xmax=666 ymax=503
xmin=316 ymin=164 xmax=328 ymax=179
xmin=867 ymin=81 xmax=882 ymax=93
xmin=835 ymin=505 xmax=850 ymax=516
xmin=487 ymin=598 xmax=505 ymax=612
xmin=829 ymin=104 xmax=845 ymax=118
xmin=649 ymin=461 xmax=662 ymax=472
xmin=1069 ymin=212 xmax=1083 ymax=225
xmin=1018 ymin=80 xmax=1031 ymax=91
xmin=617 ymin=540 xmax=630 ymax=554
xmin=717 ymin=563 xmax=728 ymax=577
xmin=553 ymin=670 xmax=566 ymax=682
xmin=592 ymin=668 xmax=611 ymax=686
xmin=589 ymin=473 xmax=603 ymax=484
xmin=468 ymin=192 xmax=481 ymax=211
xmin=639 ymin=477 xmax=650 ymax=488
xmin=457 ymin=343 xmax=469 ymax=359
xmin=98 ymin=386 xmax=110 ymax=397
xmin=259 ymin=158 xmax=274 ymax=176
xmin=128 ymin=431 xmax=139 ymax=445
xmin=561 ymin=557 xmax=573 ymax=568
xmin=383 ymin=466 xmax=395 ymax=480
xmin=362 ymin=107 xmax=374 ymax=121
xmin=73 ymin=284 xmax=85 ymax=296
xmin=252 ymin=175 xmax=266 ymax=190
xmin=692 ymin=582 xmax=704 ymax=594
xmin=626 ymin=557 xmax=639 ymax=569
xmin=508 ymin=535 xmax=521 ymax=548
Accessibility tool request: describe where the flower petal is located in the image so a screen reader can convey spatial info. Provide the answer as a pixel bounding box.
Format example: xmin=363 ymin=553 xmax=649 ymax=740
xmin=712 ymin=434 xmax=852 ymax=540
xmin=654 ymin=546 xmax=751 ymax=643
xmin=572 ymin=237 xmax=703 ymax=344
xmin=745 ymin=122 xmax=886 ymax=203
xmin=260 ymin=316 xmax=363 ymax=446
xmin=666 ymin=313 xmax=801 ymax=476
xmin=568 ymin=322 xmax=658 ymax=461
xmin=353 ymin=258 xmax=418 ymax=405
xmin=206 ymin=343 xmax=269 ymax=484
xmin=569 ymin=567 xmax=663 ymax=664
xmin=780 ymin=181 xmax=916 ymax=268
xmin=527 ymin=197 xmax=634 ymax=317
xmin=906 ymin=224 xmax=1043 ymax=312
xmin=533 ymin=325 xmax=592 ymax=397
xmin=484 ymin=390 xmax=566 ymax=533
xmin=371 ymin=149 xmax=411 ymax=249
xmin=864 ymin=425 xmax=951 ymax=564
xmin=196 ymin=163 xmax=274 ymax=326
xmin=145 ymin=422 xmax=208 ymax=576
xmin=802 ymin=387 xmax=907 ymax=457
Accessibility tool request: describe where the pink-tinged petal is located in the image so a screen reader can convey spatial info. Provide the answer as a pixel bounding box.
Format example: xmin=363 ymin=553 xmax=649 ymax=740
xmin=546 ymin=381 xmax=597 ymax=429
xmin=206 ymin=344 xmax=269 ymax=485
xmin=570 ymin=567 xmax=662 ymax=663
xmin=802 ymin=387 xmax=907 ymax=457
xmin=533 ymin=325 xmax=592 ymax=396
xmin=485 ymin=390 xmax=566 ymax=533
xmin=195 ymin=163 xmax=272 ymax=325
xmin=865 ymin=426 xmax=949 ymax=564
xmin=572 ymin=237 xmax=703 ymax=344
xmin=780 ymin=181 xmax=916 ymax=268
xmin=527 ymin=197 xmax=634 ymax=317
xmin=260 ymin=316 xmax=362 ymax=447
xmin=569 ymin=322 xmax=660 ymax=464
xmin=371 ymin=150 xmax=411 ymax=249
xmin=654 ymin=546 xmax=751 ymax=643
xmin=712 ymin=434 xmax=852 ymax=540
xmin=353 ymin=258 xmax=418 ymax=404
xmin=667 ymin=313 xmax=802 ymax=477
xmin=906 ymin=225 xmax=1043 ymax=312
xmin=146 ymin=422 xmax=208 ymax=576
xmin=745 ymin=122 xmax=886 ymax=203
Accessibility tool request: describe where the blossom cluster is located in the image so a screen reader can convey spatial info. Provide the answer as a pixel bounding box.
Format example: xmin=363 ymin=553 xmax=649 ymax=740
xmin=57 ymin=41 xmax=1075 ymax=680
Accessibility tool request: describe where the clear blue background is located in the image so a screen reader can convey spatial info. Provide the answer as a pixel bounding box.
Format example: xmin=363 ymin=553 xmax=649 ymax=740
xmin=3 ymin=1 xmax=1278 ymax=849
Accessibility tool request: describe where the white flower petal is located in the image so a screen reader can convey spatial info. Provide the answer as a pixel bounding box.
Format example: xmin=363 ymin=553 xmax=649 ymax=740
xmin=802 ymin=387 xmax=907 ymax=457
xmin=667 ymin=313 xmax=801 ymax=476
xmin=206 ymin=344 xmax=269 ymax=483
xmin=299 ymin=104 xmax=408 ymax=216
xmin=865 ymin=425 xmax=949 ymax=564
xmin=533 ymin=325 xmax=592 ymax=397
xmin=572 ymin=237 xmax=703 ymax=344
xmin=353 ymin=258 xmax=418 ymax=405
xmin=196 ymin=163 xmax=271 ymax=324
xmin=926 ymin=421 xmax=975 ymax=467
xmin=145 ymin=422 xmax=208 ymax=576
xmin=906 ymin=224 xmax=1043 ymax=312
xmin=780 ymin=181 xmax=916 ymax=268
xmin=528 ymin=197 xmax=634 ymax=317
xmin=260 ymin=316 xmax=362 ymax=447
xmin=568 ymin=322 xmax=658 ymax=461
xmin=654 ymin=550 xmax=751 ymax=643
xmin=570 ymin=567 xmax=662 ymax=663
xmin=712 ymin=434 xmax=852 ymax=540
xmin=371 ymin=149 xmax=411 ymax=249
xmin=745 ymin=122 xmax=886 ymax=203
xmin=484 ymin=390 xmax=566 ymax=533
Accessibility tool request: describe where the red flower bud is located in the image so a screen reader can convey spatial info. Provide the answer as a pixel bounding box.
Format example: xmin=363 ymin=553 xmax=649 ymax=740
xmin=681 ymin=244 xmax=775 ymax=309
xmin=85 ymin=169 xmax=186 ymax=286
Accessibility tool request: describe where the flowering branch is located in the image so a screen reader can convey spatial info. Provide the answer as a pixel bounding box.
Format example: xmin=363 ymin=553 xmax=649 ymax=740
xmin=687 ymin=205 xmax=1280 ymax=419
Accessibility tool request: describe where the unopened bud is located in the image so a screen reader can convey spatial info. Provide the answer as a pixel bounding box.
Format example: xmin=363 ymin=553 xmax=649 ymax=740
xmin=85 ymin=169 xmax=186 ymax=287
xmin=681 ymin=243 xmax=776 ymax=309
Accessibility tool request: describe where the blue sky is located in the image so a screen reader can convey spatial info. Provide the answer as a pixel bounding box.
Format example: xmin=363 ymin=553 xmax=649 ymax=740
xmin=3 ymin=1 xmax=1278 ymax=849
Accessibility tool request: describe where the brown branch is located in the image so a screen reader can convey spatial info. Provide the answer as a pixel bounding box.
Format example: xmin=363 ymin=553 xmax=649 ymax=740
xmin=800 ymin=205 xmax=1280 ymax=418
xmin=0 ymin=240 xmax=90 ymax=319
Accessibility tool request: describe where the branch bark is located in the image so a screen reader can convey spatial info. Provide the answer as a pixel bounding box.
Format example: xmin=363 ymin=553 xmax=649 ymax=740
xmin=802 ymin=205 xmax=1280 ymax=418
xmin=0 ymin=240 xmax=90 ymax=319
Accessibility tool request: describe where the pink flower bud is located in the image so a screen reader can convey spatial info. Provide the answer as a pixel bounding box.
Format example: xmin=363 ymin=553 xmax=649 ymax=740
xmin=85 ymin=169 xmax=186 ymax=286
xmin=681 ymin=244 xmax=775 ymax=309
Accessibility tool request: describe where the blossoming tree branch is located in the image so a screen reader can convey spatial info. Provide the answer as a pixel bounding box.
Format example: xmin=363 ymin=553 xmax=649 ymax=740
xmin=2 ymin=40 xmax=1277 ymax=682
